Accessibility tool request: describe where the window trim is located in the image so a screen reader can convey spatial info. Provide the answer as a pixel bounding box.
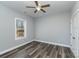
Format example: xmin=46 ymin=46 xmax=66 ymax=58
xmin=15 ymin=18 xmax=26 ymax=40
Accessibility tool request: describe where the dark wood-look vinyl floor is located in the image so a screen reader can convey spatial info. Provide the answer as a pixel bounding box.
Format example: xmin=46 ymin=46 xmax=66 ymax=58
xmin=0 ymin=41 xmax=75 ymax=58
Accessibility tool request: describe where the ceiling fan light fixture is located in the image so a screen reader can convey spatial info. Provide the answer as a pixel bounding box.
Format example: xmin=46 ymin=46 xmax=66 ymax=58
xmin=26 ymin=1 xmax=50 ymax=13
xmin=36 ymin=7 xmax=40 ymax=11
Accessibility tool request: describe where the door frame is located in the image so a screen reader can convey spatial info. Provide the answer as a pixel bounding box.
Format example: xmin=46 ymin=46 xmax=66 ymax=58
xmin=71 ymin=9 xmax=79 ymax=45
xmin=71 ymin=9 xmax=79 ymax=57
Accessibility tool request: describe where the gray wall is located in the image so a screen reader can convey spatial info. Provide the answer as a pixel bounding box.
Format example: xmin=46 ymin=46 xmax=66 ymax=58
xmin=0 ymin=4 xmax=34 ymax=52
xmin=34 ymin=12 xmax=71 ymax=45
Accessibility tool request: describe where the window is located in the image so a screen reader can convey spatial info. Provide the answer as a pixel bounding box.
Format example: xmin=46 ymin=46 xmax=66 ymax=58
xmin=15 ymin=18 xmax=26 ymax=40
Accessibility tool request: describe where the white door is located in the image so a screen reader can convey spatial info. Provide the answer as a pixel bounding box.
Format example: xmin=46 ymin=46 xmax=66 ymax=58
xmin=74 ymin=12 xmax=79 ymax=57
xmin=76 ymin=12 xmax=79 ymax=57
xmin=71 ymin=11 xmax=79 ymax=57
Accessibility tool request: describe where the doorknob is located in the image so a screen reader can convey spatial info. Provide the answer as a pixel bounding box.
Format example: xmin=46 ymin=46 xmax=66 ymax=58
xmin=72 ymin=37 xmax=75 ymax=39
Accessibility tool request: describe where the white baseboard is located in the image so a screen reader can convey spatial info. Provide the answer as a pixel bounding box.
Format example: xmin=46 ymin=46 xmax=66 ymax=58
xmin=0 ymin=40 xmax=33 ymax=55
xmin=34 ymin=40 xmax=71 ymax=48
xmin=0 ymin=39 xmax=71 ymax=55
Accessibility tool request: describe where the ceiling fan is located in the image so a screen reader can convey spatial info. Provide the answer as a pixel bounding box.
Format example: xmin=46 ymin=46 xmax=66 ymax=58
xmin=26 ymin=1 xmax=50 ymax=13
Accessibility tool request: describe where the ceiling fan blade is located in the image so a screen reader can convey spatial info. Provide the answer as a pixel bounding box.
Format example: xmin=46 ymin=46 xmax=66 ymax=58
xmin=41 ymin=4 xmax=50 ymax=8
xmin=26 ymin=6 xmax=35 ymax=8
xmin=34 ymin=10 xmax=37 ymax=13
xmin=35 ymin=1 xmax=38 ymax=6
xmin=41 ymin=9 xmax=46 ymax=13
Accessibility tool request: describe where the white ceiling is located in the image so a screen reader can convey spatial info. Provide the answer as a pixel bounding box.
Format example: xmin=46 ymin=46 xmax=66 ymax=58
xmin=0 ymin=1 xmax=76 ymax=18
